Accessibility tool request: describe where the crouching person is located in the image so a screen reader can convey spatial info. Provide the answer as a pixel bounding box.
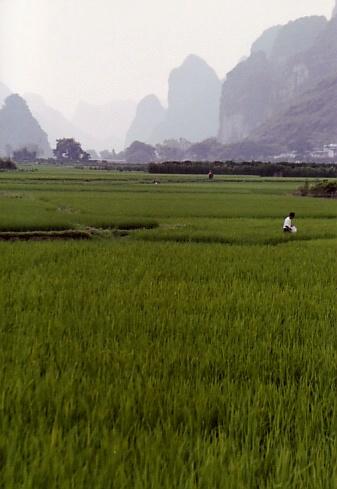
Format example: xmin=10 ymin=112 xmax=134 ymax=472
xmin=283 ymin=212 xmax=297 ymax=233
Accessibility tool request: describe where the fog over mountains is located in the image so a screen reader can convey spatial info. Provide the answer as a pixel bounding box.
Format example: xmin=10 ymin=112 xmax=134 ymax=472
xmin=151 ymin=55 xmax=221 ymax=143
xmin=127 ymin=1 xmax=337 ymax=155
xmin=1 ymin=89 xmax=136 ymax=154
xmin=25 ymin=95 xmax=136 ymax=152
xmin=127 ymin=55 xmax=221 ymax=146
xmin=24 ymin=93 xmax=100 ymax=150
xmin=72 ymin=100 xmax=136 ymax=151
xmin=2 ymin=1 xmax=337 ymax=159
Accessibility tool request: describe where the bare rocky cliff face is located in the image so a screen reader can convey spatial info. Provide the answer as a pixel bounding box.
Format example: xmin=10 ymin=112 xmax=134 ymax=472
xmin=218 ymin=16 xmax=328 ymax=145
xmin=250 ymin=74 xmax=337 ymax=151
xmin=250 ymin=16 xmax=337 ymax=151
xmin=218 ymin=52 xmax=275 ymax=143
xmin=0 ymin=94 xmax=51 ymax=157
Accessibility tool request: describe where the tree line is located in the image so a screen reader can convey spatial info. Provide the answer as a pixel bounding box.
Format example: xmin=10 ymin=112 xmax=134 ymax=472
xmin=149 ymin=161 xmax=337 ymax=178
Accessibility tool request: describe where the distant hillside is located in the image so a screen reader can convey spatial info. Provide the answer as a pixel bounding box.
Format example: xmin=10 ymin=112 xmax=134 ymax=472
xmin=285 ymin=16 xmax=337 ymax=88
xmin=251 ymin=25 xmax=282 ymax=58
xmin=249 ymin=12 xmax=337 ymax=152
xmin=218 ymin=15 xmax=328 ymax=145
xmin=0 ymin=94 xmax=51 ymax=157
xmin=151 ymin=55 xmax=221 ymax=143
xmin=218 ymin=52 xmax=275 ymax=144
xmin=250 ymin=74 xmax=337 ymax=151
xmin=125 ymin=95 xmax=165 ymax=147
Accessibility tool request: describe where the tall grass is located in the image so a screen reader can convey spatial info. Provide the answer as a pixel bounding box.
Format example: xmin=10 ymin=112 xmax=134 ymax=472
xmin=0 ymin=240 xmax=336 ymax=488
xmin=0 ymin=169 xmax=336 ymax=487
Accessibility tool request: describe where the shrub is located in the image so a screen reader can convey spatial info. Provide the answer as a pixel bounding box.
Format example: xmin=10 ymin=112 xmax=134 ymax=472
xmin=297 ymin=180 xmax=337 ymax=198
xmin=0 ymin=158 xmax=17 ymax=170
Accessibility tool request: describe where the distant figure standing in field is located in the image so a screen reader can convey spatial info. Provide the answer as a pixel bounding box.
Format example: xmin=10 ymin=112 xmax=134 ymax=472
xmin=208 ymin=170 xmax=214 ymax=180
xmin=283 ymin=212 xmax=297 ymax=233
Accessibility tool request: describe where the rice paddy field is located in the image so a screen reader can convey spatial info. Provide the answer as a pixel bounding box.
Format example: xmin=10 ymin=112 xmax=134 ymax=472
xmin=0 ymin=166 xmax=336 ymax=488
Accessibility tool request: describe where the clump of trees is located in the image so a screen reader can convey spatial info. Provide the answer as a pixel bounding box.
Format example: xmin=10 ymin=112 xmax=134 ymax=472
xmin=51 ymin=139 xmax=156 ymax=165
xmin=28 ymin=133 xmax=337 ymax=170
xmin=53 ymin=138 xmax=90 ymax=162
xmin=298 ymin=180 xmax=337 ymax=198
xmin=105 ymin=138 xmax=277 ymax=165
xmin=13 ymin=146 xmax=39 ymax=162
xmin=86 ymin=149 xmax=99 ymax=160
xmin=123 ymin=141 xmax=156 ymax=164
xmin=100 ymin=149 xmax=118 ymax=161
xmin=0 ymin=158 xmax=17 ymax=170
xmin=156 ymin=138 xmax=192 ymax=161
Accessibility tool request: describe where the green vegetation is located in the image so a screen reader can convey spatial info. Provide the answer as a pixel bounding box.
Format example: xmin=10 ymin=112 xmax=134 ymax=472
xmin=149 ymin=160 xmax=337 ymax=178
xmin=53 ymin=138 xmax=90 ymax=163
xmin=298 ymin=179 xmax=337 ymax=198
xmin=0 ymin=157 xmax=16 ymax=170
xmin=0 ymin=167 xmax=336 ymax=488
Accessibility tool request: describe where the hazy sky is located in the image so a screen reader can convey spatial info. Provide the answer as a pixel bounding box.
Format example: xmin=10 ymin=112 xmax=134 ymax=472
xmin=0 ymin=0 xmax=335 ymax=116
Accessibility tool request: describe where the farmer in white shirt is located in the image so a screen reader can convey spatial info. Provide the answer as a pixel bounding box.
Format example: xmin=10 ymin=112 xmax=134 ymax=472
xmin=283 ymin=212 xmax=297 ymax=233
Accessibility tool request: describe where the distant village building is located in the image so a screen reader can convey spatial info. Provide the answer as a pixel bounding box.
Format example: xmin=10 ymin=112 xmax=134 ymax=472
xmin=310 ymin=144 xmax=337 ymax=161
xmin=323 ymin=144 xmax=337 ymax=159
xmin=272 ymin=151 xmax=297 ymax=161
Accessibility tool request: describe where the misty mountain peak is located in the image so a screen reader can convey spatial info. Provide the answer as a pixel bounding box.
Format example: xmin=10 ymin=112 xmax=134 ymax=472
xmin=182 ymin=54 xmax=210 ymax=67
xmin=168 ymin=54 xmax=220 ymax=100
xmin=136 ymin=94 xmax=164 ymax=113
xmin=126 ymin=53 xmax=222 ymax=146
xmin=72 ymin=99 xmax=136 ymax=150
xmin=0 ymin=94 xmax=51 ymax=157
xmin=5 ymin=93 xmax=29 ymax=110
xmin=170 ymin=54 xmax=219 ymax=82
xmin=150 ymin=55 xmax=221 ymax=143
xmin=125 ymin=95 xmax=165 ymax=146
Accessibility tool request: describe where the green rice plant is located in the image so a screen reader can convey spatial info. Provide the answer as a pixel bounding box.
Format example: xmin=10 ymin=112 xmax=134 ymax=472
xmin=0 ymin=240 xmax=336 ymax=488
xmin=0 ymin=168 xmax=336 ymax=488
